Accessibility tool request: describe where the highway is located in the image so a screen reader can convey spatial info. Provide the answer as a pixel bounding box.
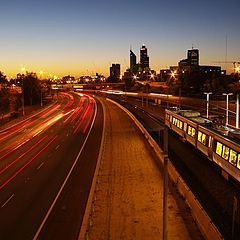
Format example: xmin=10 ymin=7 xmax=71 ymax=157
xmin=0 ymin=92 xmax=103 ymax=240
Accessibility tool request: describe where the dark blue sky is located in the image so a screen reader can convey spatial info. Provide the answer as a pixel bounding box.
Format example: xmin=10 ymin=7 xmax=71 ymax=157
xmin=0 ymin=0 xmax=239 ymax=76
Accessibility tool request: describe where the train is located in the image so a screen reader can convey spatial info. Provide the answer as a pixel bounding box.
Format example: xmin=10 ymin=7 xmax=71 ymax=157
xmin=165 ymin=108 xmax=240 ymax=183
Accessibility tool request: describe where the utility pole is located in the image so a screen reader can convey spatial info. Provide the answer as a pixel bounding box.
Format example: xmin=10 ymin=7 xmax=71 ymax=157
xmin=163 ymin=126 xmax=169 ymax=240
xmin=223 ymin=93 xmax=233 ymax=126
xmin=236 ymin=94 xmax=239 ymax=128
xmin=204 ymin=92 xmax=212 ymax=118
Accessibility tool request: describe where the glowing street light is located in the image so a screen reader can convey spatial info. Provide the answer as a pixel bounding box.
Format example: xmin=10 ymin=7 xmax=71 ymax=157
xmin=39 ymin=70 xmax=44 ymax=79
xmin=21 ymin=67 xmax=26 ymax=73
xmin=170 ymin=70 xmax=177 ymax=78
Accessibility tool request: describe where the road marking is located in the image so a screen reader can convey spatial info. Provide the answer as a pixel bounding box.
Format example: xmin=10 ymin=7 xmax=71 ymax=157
xmin=1 ymin=194 xmax=15 ymax=208
xmin=37 ymin=162 xmax=45 ymax=170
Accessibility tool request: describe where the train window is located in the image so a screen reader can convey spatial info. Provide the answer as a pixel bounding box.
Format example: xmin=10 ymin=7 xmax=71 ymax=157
xmin=187 ymin=126 xmax=196 ymax=137
xmin=216 ymin=142 xmax=222 ymax=156
xmin=229 ymin=150 xmax=237 ymax=166
xmin=202 ymin=134 xmax=207 ymax=145
xmin=184 ymin=123 xmax=187 ymax=132
xmin=197 ymin=131 xmax=207 ymax=145
xmin=172 ymin=117 xmax=183 ymax=129
xmin=192 ymin=128 xmax=196 ymax=137
xmin=198 ymin=131 xmax=202 ymax=141
xmin=177 ymin=120 xmax=183 ymax=129
xmin=237 ymin=155 xmax=240 ymax=169
xmin=166 ymin=114 xmax=170 ymax=121
xmin=173 ymin=117 xmax=176 ymax=125
xmin=222 ymin=146 xmax=230 ymax=160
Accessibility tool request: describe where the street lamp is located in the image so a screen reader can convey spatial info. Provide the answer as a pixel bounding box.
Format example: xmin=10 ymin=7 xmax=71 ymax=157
xmin=223 ymin=93 xmax=233 ymax=126
xmin=21 ymin=67 xmax=26 ymax=116
xmin=39 ymin=71 xmax=44 ymax=107
xmin=204 ymin=92 xmax=212 ymax=118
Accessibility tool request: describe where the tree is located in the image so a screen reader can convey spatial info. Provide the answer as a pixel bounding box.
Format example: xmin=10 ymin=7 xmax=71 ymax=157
xmin=0 ymin=88 xmax=10 ymax=122
xmin=0 ymin=71 xmax=7 ymax=87
xmin=21 ymin=72 xmax=41 ymax=106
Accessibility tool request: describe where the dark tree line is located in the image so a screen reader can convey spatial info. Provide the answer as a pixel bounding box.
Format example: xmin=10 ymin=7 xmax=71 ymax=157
xmin=0 ymin=71 xmax=43 ymax=121
xmin=17 ymin=72 xmax=41 ymax=106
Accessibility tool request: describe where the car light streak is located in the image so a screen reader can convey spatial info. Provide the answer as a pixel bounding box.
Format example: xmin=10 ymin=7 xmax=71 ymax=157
xmin=0 ymin=107 xmax=58 ymax=143
xmin=0 ymin=126 xmax=48 ymax=160
xmin=40 ymin=104 xmax=61 ymax=119
xmin=70 ymin=106 xmax=85 ymax=124
xmin=0 ymin=119 xmax=32 ymax=141
xmin=0 ymin=136 xmax=48 ymax=175
xmin=0 ymin=138 xmax=32 ymax=161
xmin=0 ymin=135 xmax=58 ymax=191
xmin=69 ymin=97 xmax=87 ymax=124
xmin=45 ymin=114 xmax=64 ymax=127
xmin=33 ymin=98 xmax=97 ymax=240
xmin=63 ymin=109 xmax=76 ymax=123
xmin=73 ymin=103 xmax=91 ymax=134
xmin=83 ymin=101 xmax=96 ymax=133
xmin=33 ymin=130 xmax=43 ymax=137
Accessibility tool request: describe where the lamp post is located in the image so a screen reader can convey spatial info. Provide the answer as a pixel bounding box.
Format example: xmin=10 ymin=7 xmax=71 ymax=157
xmin=39 ymin=71 xmax=43 ymax=107
xmin=163 ymin=126 xmax=169 ymax=240
xmin=236 ymin=67 xmax=240 ymax=128
xmin=223 ymin=93 xmax=233 ymax=126
xmin=204 ymin=92 xmax=212 ymax=118
xmin=21 ymin=67 xmax=26 ymax=116
xmin=236 ymin=94 xmax=239 ymax=128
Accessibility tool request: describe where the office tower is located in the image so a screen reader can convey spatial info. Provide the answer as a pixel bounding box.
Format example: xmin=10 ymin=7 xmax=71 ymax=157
xmin=130 ymin=49 xmax=137 ymax=72
xmin=140 ymin=44 xmax=149 ymax=70
xmin=187 ymin=49 xmax=199 ymax=66
xmin=110 ymin=64 xmax=121 ymax=80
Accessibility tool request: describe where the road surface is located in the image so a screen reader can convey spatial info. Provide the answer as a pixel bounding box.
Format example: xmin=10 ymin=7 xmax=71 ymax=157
xmin=0 ymin=92 xmax=103 ymax=240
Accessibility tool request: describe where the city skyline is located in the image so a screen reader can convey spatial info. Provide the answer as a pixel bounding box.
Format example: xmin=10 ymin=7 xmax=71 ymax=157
xmin=0 ymin=0 xmax=239 ymax=77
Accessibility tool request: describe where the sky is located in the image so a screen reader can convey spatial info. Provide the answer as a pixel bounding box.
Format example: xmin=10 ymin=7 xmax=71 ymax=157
xmin=0 ymin=0 xmax=239 ymax=78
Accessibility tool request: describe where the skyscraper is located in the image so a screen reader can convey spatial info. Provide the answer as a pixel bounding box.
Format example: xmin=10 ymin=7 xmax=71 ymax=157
xmin=187 ymin=49 xmax=199 ymax=66
xmin=130 ymin=49 xmax=137 ymax=72
xmin=110 ymin=63 xmax=121 ymax=81
xmin=140 ymin=44 xmax=149 ymax=71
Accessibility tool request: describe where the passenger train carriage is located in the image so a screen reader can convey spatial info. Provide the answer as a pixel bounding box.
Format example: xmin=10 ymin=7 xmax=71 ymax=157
xmin=165 ymin=109 xmax=240 ymax=183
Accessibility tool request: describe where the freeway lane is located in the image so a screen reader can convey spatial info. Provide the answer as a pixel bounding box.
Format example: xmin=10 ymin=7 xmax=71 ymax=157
xmin=0 ymin=92 xmax=103 ymax=240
